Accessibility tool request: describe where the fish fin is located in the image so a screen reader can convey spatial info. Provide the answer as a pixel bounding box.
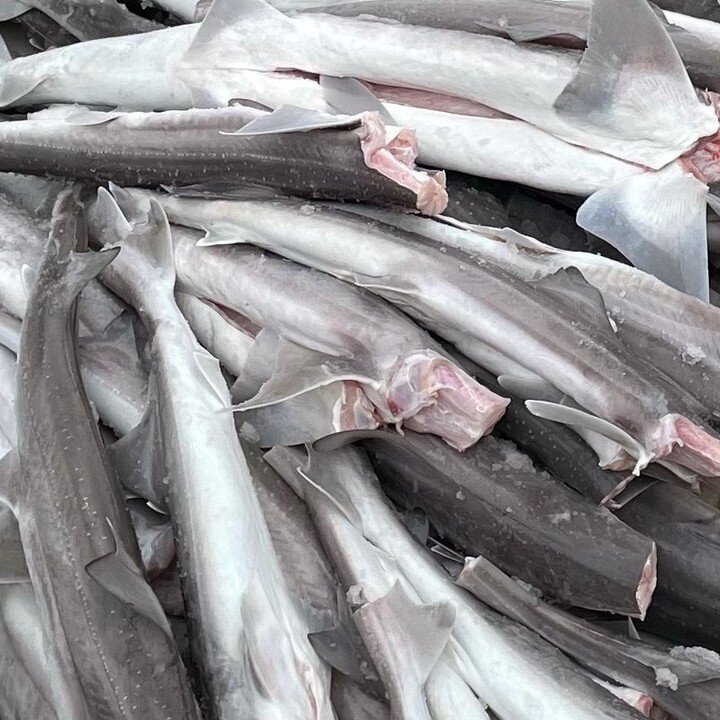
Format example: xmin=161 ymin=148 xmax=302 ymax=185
xmin=63 ymin=109 xmax=122 ymax=127
xmin=577 ymin=166 xmax=709 ymax=300
xmin=234 ymin=335 xmax=373 ymax=411
xmin=223 ymin=104 xmax=360 ymax=137
xmin=85 ymin=518 xmax=172 ymax=637
xmin=532 ymin=266 xmax=611 ymax=324
xmin=525 ymin=400 xmax=650 ymax=472
xmin=320 ymin=75 xmax=396 ymax=125
xmin=20 ymin=264 xmax=36 ymax=301
xmin=627 ymin=617 xmax=641 ymax=641
xmin=184 ymin=0 xmax=292 ymax=68
xmin=0 ymin=69 xmax=46 ymax=108
xmin=497 ymin=374 xmax=559 ymax=401
xmin=196 ymin=222 xmax=247 ymax=247
xmin=0 ymin=451 xmax=20 ymax=511
xmin=554 ymin=0 xmax=715 ymax=168
xmin=92 ymin=189 xmax=175 ymax=296
xmin=65 ymin=248 xmax=121 ymax=299
xmin=106 ymin=404 xmax=167 ymax=512
xmin=0 ymin=493 xmax=29 ymax=583
xmin=308 ymin=623 xmax=375 ymax=682
xmin=108 ymin=183 xmax=152 ymax=225
xmin=192 ymin=349 xmax=231 ymax=406
xmin=354 ymin=582 xmax=455 ymax=701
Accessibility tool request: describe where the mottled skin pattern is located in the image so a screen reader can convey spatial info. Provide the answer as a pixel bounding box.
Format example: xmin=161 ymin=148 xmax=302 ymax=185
xmin=0 ymin=107 xmax=418 ymax=208
xmin=13 ymin=194 xmax=199 ymax=720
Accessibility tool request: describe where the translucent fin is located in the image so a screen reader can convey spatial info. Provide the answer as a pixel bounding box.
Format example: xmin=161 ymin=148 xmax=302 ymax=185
xmin=554 ymin=0 xmax=717 ymax=168
xmin=224 ymin=104 xmax=360 ymax=137
xmin=0 ymin=504 xmax=28 ymax=583
xmin=525 ymin=400 xmax=650 ymax=472
xmin=106 ymin=404 xmax=167 ymax=512
xmin=308 ymin=622 xmax=375 ymax=683
xmin=85 ymin=518 xmax=172 ymax=637
xmin=353 ymin=582 xmax=455 ymax=720
xmin=577 ymin=165 xmax=709 ymax=300
xmin=183 ymin=0 xmax=292 ymax=69
xmin=320 ymin=75 xmax=396 ymax=125
xmin=192 ymin=350 xmax=230 ymax=406
xmin=234 ymin=335 xmax=373 ymax=412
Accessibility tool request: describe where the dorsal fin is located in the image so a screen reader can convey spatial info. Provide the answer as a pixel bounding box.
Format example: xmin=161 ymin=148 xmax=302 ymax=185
xmin=320 ymin=75 xmax=396 ymax=125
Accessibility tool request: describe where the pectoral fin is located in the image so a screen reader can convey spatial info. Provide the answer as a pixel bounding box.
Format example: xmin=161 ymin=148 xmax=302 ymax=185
xmin=320 ymin=75 xmax=396 ymax=125
xmin=85 ymin=518 xmax=172 ymax=638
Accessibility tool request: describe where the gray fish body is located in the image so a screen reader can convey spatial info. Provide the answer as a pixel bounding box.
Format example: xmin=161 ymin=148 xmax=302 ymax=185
xmin=11 ymin=195 xmax=198 ymax=720
xmin=363 ymin=428 xmax=656 ymax=617
xmin=19 ymin=0 xmax=162 ymax=40
xmin=0 ymin=106 xmax=423 ymax=208
xmin=150 ymin=194 xmax=713 ymax=469
xmin=93 ymin=194 xmax=334 ymax=719
xmin=467 ymin=360 xmax=720 ymax=652
xmin=459 ymin=556 xmax=720 ymax=720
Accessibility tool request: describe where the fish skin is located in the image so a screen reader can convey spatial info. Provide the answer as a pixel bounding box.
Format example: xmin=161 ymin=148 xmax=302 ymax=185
xmin=19 ymin=0 xmax=163 ymax=40
xmin=0 ymin=105 xmax=443 ymax=212
xmin=267 ymin=444 xmax=642 ymax=720
xmin=8 ymin=189 xmax=199 ymax=720
xmin=116 ymin=189 xmax=503 ymax=449
xmin=184 ymin=0 xmax=717 ymax=169
xmin=91 ymin=191 xmax=335 ymax=720
xmin=464 ymin=358 xmax=720 ymax=653
xmin=458 ymin=556 xmax=720 ymax=720
xmin=146 ymin=191 xmax=719 ymax=475
xmin=359 ymin=427 xmax=657 ymax=617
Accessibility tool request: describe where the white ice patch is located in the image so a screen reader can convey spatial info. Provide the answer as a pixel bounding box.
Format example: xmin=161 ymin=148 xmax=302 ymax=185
xmin=549 ymin=510 xmax=572 ymax=524
xmin=654 ymin=667 xmax=679 ymax=690
xmin=680 ymin=344 xmax=706 ymax=366
xmin=670 ymin=645 xmax=720 ymax=671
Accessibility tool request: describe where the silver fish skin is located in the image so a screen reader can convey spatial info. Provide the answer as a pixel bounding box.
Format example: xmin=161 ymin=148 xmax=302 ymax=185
xmin=183 ymin=0 xmax=717 ymax=169
xmin=146 ymin=191 xmax=720 ymax=476
xmin=269 ymin=0 xmax=720 ymax=92
xmin=5 ymin=189 xmax=199 ymax=720
xmin=17 ymin=0 xmax=162 ymax=40
xmin=267 ymin=444 xmax=641 ymax=720
xmin=117 ymin=188 xmax=507 ymax=451
xmin=354 ymin=208 xmax=720 ymax=417
xmin=91 ymin=190 xmax=335 ymax=720
xmin=265 ymin=445 xmax=481 ymax=720
xmin=0 ymin=104 xmax=445 ymax=213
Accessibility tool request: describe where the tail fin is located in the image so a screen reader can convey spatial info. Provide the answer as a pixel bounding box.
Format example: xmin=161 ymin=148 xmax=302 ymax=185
xmin=88 ymin=187 xmax=176 ymax=308
xmin=576 ymin=165 xmax=709 ymax=300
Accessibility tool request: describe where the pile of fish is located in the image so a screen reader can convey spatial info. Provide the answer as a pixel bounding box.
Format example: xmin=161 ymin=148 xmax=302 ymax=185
xmin=1 ymin=0 xmax=720 ymax=718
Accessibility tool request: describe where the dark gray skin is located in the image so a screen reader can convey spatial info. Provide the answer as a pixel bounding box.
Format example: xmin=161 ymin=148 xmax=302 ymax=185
xmin=14 ymin=8 xmax=76 ymax=50
xmin=0 ymin=107 xmax=424 ymax=208
xmin=466 ymin=358 xmax=720 ymax=652
xmin=319 ymin=428 xmax=656 ymax=617
xmin=458 ymin=556 xmax=720 ymax=720
xmin=21 ymin=0 xmax=162 ymax=40
xmin=5 ymin=191 xmax=199 ymax=720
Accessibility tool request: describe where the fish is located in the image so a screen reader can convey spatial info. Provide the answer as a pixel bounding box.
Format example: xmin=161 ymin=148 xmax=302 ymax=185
xmin=458 ymin=555 xmax=720 ymax=720
xmin=263 ymin=0 xmax=720 ymax=93
xmin=110 ymin=186 xmax=506 ymax=451
xmin=89 ymin=189 xmax=335 ymax=720
xmin=147 ymin=0 xmax=204 ymax=21
xmin=266 ymin=443 xmax=643 ymax=720
xmin=341 ymin=426 xmax=657 ymax=617
xmin=145 ymin=190 xmax=720 ymax=477
xmin=11 ymin=0 xmax=162 ymax=41
xmin=0 ymin=104 xmax=446 ymax=213
xmin=184 ymin=0 xmax=717 ymax=168
xmin=463 ymin=357 xmax=720 ymax=653
xmin=0 ymin=188 xmax=200 ymax=719
xmin=265 ymin=444 xmax=484 ymax=720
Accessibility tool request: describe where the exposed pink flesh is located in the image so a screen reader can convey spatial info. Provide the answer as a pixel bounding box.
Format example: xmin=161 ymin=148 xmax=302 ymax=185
xmin=382 ymin=351 xmax=509 ymax=451
xmin=656 ymin=414 xmax=720 ymax=477
xmin=633 ymin=694 xmax=655 ymax=718
xmin=368 ymin=82 xmax=515 ymax=119
xmin=680 ymin=91 xmax=720 ymax=183
xmin=333 ymin=381 xmax=381 ymax=432
xmin=635 ymin=544 xmax=657 ymax=621
xmin=355 ymin=112 xmax=448 ymax=215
